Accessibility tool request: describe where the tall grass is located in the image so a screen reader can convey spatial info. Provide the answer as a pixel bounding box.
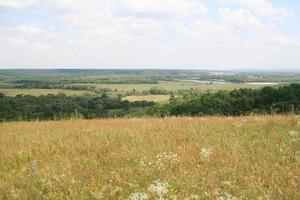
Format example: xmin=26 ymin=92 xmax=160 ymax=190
xmin=0 ymin=116 xmax=299 ymax=199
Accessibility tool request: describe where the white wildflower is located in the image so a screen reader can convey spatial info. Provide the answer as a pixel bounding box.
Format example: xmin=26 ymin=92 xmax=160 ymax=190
xmin=190 ymin=194 xmax=200 ymax=199
xmin=139 ymin=157 xmax=152 ymax=167
xmin=148 ymin=180 xmax=169 ymax=199
xmin=91 ymin=191 xmax=104 ymax=199
xmin=156 ymin=152 xmax=178 ymax=161
xmin=128 ymin=192 xmax=149 ymax=200
xmin=156 ymin=152 xmax=179 ymax=170
xmin=31 ymin=160 xmax=38 ymax=172
xmin=11 ymin=187 xmax=20 ymax=200
xmin=217 ymin=192 xmax=237 ymax=200
xmin=200 ymin=148 xmax=213 ymax=161
xmin=289 ymin=130 xmax=299 ymax=137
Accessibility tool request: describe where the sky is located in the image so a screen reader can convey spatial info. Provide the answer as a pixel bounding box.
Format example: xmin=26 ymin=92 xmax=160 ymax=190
xmin=0 ymin=0 xmax=300 ymax=70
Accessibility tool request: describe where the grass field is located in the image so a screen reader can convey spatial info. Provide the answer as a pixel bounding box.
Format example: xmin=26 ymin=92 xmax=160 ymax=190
xmin=0 ymin=89 xmax=92 ymax=96
xmin=123 ymin=95 xmax=170 ymax=102
xmin=74 ymin=81 xmax=272 ymax=92
xmin=1 ymin=116 xmax=299 ymax=199
xmin=0 ymin=81 xmax=276 ymax=97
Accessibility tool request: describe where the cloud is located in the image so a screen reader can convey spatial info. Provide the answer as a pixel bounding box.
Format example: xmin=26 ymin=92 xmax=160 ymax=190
xmin=220 ymin=8 xmax=263 ymax=31
xmin=0 ymin=0 xmax=299 ymax=69
xmin=114 ymin=0 xmax=207 ymax=18
xmin=48 ymin=0 xmax=207 ymax=17
xmin=254 ymin=32 xmax=295 ymax=46
xmin=0 ymin=25 xmax=61 ymax=41
xmin=222 ymin=0 xmax=288 ymax=16
xmin=0 ymin=0 xmax=38 ymax=8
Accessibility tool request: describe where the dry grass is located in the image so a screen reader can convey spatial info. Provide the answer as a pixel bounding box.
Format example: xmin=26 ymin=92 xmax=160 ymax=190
xmin=123 ymin=95 xmax=170 ymax=103
xmin=0 ymin=116 xmax=299 ymax=199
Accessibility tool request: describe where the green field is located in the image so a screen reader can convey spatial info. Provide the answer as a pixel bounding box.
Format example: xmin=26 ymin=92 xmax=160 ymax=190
xmin=0 ymin=89 xmax=92 ymax=96
xmin=74 ymin=81 xmax=273 ymax=92
xmin=0 ymin=81 xmax=275 ymax=97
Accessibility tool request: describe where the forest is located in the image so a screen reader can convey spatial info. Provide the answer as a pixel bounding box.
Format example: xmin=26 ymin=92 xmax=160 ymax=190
xmin=1 ymin=84 xmax=300 ymax=121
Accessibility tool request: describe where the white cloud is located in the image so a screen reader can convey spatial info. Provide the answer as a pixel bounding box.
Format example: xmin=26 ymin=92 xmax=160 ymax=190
xmin=254 ymin=32 xmax=295 ymax=46
xmin=0 ymin=0 xmax=299 ymax=69
xmin=220 ymin=8 xmax=263 ymax=31
xmin=222 ymin=0 xmax=288 ymax=16
xmin=0 ymin=25 xmax=61 ymax=41
xmin=114 ymin=0 xmax=207 ymax=18
xmin=44 ymin=0 xmax=207 ymax=18
xmin=0 ymin=0 xmax=38 ymax=8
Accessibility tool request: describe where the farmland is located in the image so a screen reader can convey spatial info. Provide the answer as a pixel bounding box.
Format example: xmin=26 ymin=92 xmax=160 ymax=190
xmin=0 ymin=81 xmax=277 ymax=97
xmin=0 ymin=116 xmax=299 ymax=199
xmin=75 ymin=81 xmax=272 ymax=93
xmin=0 ymin=89 xmax=91 ymax=97
xmin=123 ymin=94 xmax=170 ymax=102
xmin=0 ymin=69 xmax=297 ymax=98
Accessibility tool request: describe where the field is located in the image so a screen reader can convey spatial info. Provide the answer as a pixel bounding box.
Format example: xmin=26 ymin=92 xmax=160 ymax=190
xmin=1 ymin=116 xmax=299 ymax=199
xmin=123 ymin=95 xmax=170 ymax=102
xmin=76 ymin=81 xmax=272 ymax=92
xmin=0 ymin=81 xmax=273 ymax=98
xmin=0 ymin=89 xmax=91 ymax=96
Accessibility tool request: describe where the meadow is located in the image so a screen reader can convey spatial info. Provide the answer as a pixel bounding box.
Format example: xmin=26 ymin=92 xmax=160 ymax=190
xmin=75 ymin=81 xmax=272 ymax=93
xmin=1 ymin=116 xmax=299 ymax=199
xmin=122 ymin=95 xmax=170 ymax=102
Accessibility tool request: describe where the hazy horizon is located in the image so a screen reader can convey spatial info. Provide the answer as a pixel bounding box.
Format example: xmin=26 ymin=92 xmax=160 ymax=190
xmin=1 ymin=0 xmax=300 ymax=69
xmin=1 ymin=67 xmax=300 ymax=72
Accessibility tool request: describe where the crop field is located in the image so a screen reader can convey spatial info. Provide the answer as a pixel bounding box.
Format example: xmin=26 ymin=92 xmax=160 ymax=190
xmin=74 ymin=81 xmax=271 ymax=92
xmin=0 ymin=89 xmax=92 ymax=96
xmin=0 ymin=116 xmax=299 ymax=199
xmin=123 ymin=95 xmax=170 ymax=102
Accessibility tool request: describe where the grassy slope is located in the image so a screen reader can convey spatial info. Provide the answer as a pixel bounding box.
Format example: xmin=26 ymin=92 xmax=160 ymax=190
xmin=0 ymin=116 xmax=299 ymax=199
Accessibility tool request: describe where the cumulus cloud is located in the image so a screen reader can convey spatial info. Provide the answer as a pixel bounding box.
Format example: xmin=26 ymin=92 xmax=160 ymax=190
xmin=0 ymin=0 xmax=299 ymax=68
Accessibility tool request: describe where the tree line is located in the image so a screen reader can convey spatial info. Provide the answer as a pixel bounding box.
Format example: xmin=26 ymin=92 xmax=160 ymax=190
xmin=0 ymin=84 xmax=300 ymax=121
xmin=152 ymin=84 xmax=300 ymax=116
xmin=0 ymin=93 xmax=154 ymax=121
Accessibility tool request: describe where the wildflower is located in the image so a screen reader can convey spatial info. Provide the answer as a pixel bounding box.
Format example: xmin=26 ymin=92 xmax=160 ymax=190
xmin=190 ymin=194 xmax=200 ymax=199
xmin=31 ymin=160 xmax=38 ymax=172
xmin=128 ymin=192 xmax=149 ymax=200
xmin=217 ymin=192 xmax=237 ymax=200
xmin=11 ymin=187 xmax=20 ymax=200
xmin=156 ymin=152 xmax=178 ymax=162
xmin=289 ymin=130 xmax=299 ymax=137
xmin=156 ymin=152 xmax=179 ymax=170
xmin=148 ymin=180 xmax=169 ymax=199
xmin=223 ymin=181 xmax=231 ymax=185
xmin=200 ymin=148 xmax=212 ymax=161
xmin=139 ymin=157 xmax=152 ymax=167
xmin=91 ymin=191 xmax=104 ymax=199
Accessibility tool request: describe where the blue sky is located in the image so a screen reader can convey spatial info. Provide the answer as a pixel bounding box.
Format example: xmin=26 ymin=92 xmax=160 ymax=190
xmin=0 ymin=0 xmax=299 ymax=69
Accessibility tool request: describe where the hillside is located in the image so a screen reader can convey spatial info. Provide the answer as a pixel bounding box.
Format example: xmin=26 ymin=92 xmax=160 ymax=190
xmin=1 ymin=116 xmax=299 ymax=199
